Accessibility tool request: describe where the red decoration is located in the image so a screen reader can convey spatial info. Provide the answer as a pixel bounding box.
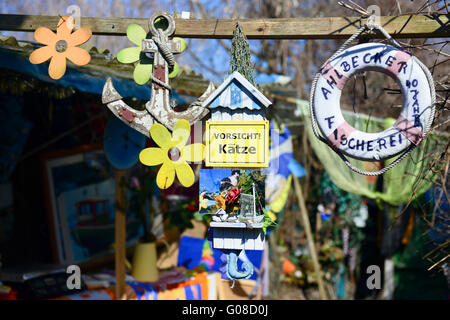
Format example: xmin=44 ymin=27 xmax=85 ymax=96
xmin=225 ymin=187 xmax=241 ymax=205
xmin=153 ymin=65 xmax=165 ymax=90
xmin=186 ymin=204 xmax=197 ymax=212
xmin=119 ymin=108 xmax=136 ymax=123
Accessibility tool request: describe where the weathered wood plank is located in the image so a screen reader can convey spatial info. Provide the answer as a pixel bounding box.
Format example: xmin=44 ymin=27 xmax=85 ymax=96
xmin=0 ymin=14 xmax=448 ymax=39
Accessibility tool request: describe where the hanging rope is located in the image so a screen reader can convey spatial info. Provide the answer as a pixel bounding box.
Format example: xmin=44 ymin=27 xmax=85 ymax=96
xmin=309 ymin=22 xmax=436 ymax=176
xmin=145 ymin=28 xmax=173 ymax=91
xmin=152 ymin=28 xmax=175 ymax=67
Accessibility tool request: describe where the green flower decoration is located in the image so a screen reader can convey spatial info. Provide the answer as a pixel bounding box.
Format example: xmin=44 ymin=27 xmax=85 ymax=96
xmin=262 ymin=207 xmax=277 ymax=235
xmin=117 ymin=24 xmax=186 ymax=85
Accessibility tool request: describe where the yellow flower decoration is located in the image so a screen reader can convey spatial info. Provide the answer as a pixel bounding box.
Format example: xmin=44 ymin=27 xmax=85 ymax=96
xmin=199 ymin=194 xmax=209 ymax=210
xmin=214 ymin=195 xmax=226 ymax=210
xmin=139 ymin=119 xmax=204 ymax=189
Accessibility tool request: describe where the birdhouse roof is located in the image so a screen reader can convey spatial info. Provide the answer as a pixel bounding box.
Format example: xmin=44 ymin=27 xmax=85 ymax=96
xmin=201 ymin=71 xmax=272 ymax=110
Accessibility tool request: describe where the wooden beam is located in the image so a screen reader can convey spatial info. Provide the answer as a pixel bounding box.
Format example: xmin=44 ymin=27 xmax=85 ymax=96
xmin=0 ymin=14 xmax=448 ymax=39
xmin=114 ymin=169 xmax=127 ymax=300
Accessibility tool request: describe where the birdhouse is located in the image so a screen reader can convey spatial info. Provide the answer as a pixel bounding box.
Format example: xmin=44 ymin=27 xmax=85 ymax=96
xmin=199 ymin=71 xmax=270 ymax=281
xmin=202 ymin=71 xmax=272 ymax=121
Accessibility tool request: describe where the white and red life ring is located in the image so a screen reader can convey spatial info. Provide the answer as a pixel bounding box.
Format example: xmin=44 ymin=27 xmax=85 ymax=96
xmin=311 ymin=42 xmax=434 ymax=161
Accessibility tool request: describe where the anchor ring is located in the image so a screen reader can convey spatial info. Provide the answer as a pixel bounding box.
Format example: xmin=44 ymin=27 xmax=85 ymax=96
xmin=149 ymin=11 xmax=175 ymax=37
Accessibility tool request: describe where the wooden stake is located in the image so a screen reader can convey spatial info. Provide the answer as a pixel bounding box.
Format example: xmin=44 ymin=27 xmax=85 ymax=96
xmin=115 ymin=169 xmax=126 ymax=300
xmin=293 ymin=176 xmax=327 ymax=300
xmin=0 ymin=14 xmax=448 ymax=39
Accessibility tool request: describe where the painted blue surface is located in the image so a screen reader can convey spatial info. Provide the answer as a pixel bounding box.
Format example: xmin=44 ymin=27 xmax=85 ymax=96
xmin=265 ymin=122 xmax=294 ymax=178
xmin=103 ymin=116 xmax=147 ymax=169
xmin=0 ymin=48 xmax=151 ymax=100
xmin=0 ymin=94 xmax=33 ymax=182
xmin=209 ymin=79 xmax=263 ymax=110
xmin=210 ymin=96 xmax=220 ymax=108
xmin=177 ymin=235 xmax=206 ymax=270
xmin=127 ymin=281 xmax=158 ymax=300
xmin=230 ymin=81 xmax=242 ymax=106
xmin=184 ymin=283 xmax=203 ymax=300
xmin=424 ymin=186 xmax=449 ymax=244
xmin=288 ymin=158 xmax=307 ymax=178
xmin=226 ymin=250 xmax=253 ymax=280
xmin=321 ymin=212 xmax=332 ymax=221
xmin=211 ymin=247 xmax=262 ymax=281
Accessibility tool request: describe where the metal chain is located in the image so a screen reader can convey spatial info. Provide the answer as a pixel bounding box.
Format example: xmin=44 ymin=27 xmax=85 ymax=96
xmin=309 ymin=22 xmax=436 ymax=176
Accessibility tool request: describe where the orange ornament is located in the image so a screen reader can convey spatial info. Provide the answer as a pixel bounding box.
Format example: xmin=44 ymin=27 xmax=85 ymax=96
xmin=282 ymin=258 xmax=296 ymax=274
xmin=214 ymin=195 xmax=226 ymax=210
xmin=29 ymin=16 xmax=92 ymax=80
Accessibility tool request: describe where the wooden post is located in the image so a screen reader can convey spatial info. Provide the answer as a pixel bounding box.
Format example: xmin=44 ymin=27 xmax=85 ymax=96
xmin=293 ymin=176 xmax=327 ymax=300
xmin=115 ymin=169 xmax=126 ymax=300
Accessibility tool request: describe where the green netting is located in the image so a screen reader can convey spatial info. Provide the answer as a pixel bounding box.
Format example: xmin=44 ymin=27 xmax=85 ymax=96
xmin=297 ymin=99 xmax=443 ymax=206
xmin=227 ymin=22 xmax=257 ymax=86
xmin=393 ymin=218 xmax=449 ymax=300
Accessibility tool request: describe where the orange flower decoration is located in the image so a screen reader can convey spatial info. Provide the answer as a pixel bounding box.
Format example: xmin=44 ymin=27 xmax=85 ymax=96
xmin=29 ymin=16 xmax=92 ymax=80
xmin=215 ymin=195 xmax=226 ymax=210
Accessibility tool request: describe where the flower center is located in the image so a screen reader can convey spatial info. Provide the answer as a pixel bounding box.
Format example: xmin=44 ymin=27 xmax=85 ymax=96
xmin=55 ymin=40 xmax=68 ymax=53
xmin=168 ymin=147 xmax=181 ymax=161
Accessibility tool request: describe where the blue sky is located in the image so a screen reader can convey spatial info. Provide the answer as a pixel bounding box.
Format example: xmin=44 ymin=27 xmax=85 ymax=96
xmin=0 ymin=0 xmax=287 ymax=83
xmin=199 ymin=168 xmax=231 ymax=194
xmin=1 ymin=0 xmax=446 ymax=83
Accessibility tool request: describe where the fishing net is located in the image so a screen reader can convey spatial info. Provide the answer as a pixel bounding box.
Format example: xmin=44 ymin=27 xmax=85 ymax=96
xmin=227 ymin=22 xmax=257 ymax=87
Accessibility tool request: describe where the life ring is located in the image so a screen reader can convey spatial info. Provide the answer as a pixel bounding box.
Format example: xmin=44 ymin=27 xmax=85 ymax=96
xmin=311 ymin=42 xmax=434 ymax=161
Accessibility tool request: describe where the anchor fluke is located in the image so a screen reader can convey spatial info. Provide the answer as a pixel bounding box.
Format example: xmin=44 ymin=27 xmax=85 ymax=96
xmin=102 ymin=78 xmax=155 ymax=138
xmin=147 ymin=81 xmax=214 ymax=131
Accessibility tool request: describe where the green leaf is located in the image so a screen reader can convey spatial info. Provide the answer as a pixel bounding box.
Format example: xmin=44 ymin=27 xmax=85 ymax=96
xmin=133 ymin=62 xmax=153 ymax=85
xmin=117 ymin=46 xmax=141 ymax=64
xmin=168 ymin=62 xmax=180 ymax=78
xmin=127 ymin=24 xmax=147 ymax=46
